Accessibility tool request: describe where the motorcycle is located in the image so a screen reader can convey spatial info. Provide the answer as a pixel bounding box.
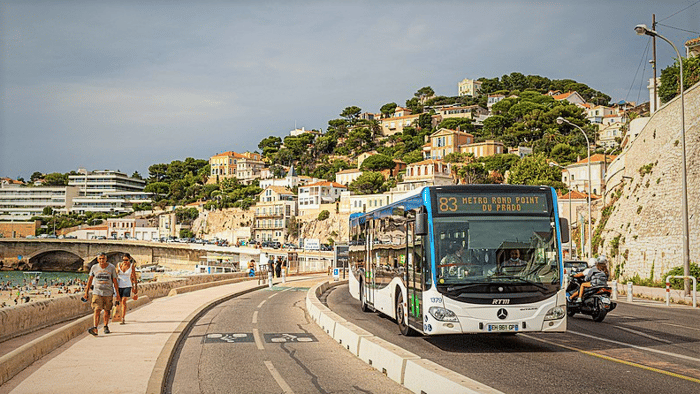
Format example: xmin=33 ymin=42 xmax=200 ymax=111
xmin=566 ymin=274 xmax=616 ymax=322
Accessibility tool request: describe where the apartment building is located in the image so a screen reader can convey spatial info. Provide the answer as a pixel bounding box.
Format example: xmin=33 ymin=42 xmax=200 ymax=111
xmin=298 ymin=181 xmax=346 ymax=213
xmin=335 ymin=168 xmax=363 ymax=186
xmin=395 ymin=159 xmax=453 ymax=192
xmin=209 ymin=151 xmax=264 ymax=184
xmin=598 ymin=122 xmax=624 ymax=149
xmin=67 ymin=170 xmax=149 ymax=215
xmin=459 ymin=140 xmax=505 ymax=158
xmin=436 ymin=105 xmax=488 ymax=120
xmin=561 ymin=154 xmax=617 ymax=196
xmin=0 ymin=183 xmax=79 ymax=220
xmin=487 ymin=94 xmax=506 ymax=111
xmin=107 ymin=218 xmax=158 ymax=240
xmin=458 ymin=78 xmax=482 ymax=97
xmin=424 ymin=128 xmax=475 ymax=160
xmin=253 ymin=186 xmax=296 ymax=243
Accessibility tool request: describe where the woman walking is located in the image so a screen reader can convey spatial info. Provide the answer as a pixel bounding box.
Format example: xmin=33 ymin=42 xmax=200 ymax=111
xmin=117 ymin=253 xmax=138 ymax=324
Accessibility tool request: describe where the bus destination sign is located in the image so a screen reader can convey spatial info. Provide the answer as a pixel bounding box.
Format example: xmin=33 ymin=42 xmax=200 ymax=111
xmin=436 ymin=193 xmax=549 ymax=214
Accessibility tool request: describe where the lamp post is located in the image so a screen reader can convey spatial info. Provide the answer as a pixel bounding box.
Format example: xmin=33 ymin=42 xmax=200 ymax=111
xmin=550 ymin=163 xmax=573 ymax=259
xmin=635 ymin=24 xmax=690 ymax=295
xmin=556 ymin=116 xmax=592 ymax=259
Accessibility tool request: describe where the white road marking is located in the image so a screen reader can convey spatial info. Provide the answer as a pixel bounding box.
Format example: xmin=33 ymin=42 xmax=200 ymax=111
xmin=264 ymin=360 xmax=295 ymax=394
xmin=614 ymin=326 xmax=673 ymax=344
xmin=569 ymin=330 xmax=700 ymax=363
xmin=252 ymin=311 xmax=258 ymax=324
xmin=661 ymin=322 xmax=700 ymax=332
xmin=253 ymin=328 xmax=265 ymax=350
xmin=257 ymin=300 xmax=266 ymax=308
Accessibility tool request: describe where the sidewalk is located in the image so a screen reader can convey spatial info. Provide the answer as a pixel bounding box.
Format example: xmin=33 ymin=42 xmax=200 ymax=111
xmin=613 ymin=281 xmax=699 ymax=307
xmin=1 ymin=274 xmax=324 ymax=394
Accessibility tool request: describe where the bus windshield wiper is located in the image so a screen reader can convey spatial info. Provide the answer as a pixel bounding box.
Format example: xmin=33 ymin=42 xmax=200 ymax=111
xmin=491 ymin=276 xmax=548 ymax=291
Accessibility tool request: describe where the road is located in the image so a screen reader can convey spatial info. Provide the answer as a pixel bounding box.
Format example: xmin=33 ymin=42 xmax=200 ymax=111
xmin=327 ymin=284 xmax=700 ymax=394
xmin=166 ymin=278 xmax=410 ymax=394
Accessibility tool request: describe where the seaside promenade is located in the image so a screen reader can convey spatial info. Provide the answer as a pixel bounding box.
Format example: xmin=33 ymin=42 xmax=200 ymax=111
xmin=0 ymin=274 xmax=327 ymax=394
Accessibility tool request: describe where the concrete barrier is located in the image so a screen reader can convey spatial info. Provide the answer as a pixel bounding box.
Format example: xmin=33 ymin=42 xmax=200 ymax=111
xmin=306 ymin=280 xmax=503 ymax=394
xmin=332 ymin=320 xmax=373 ymax=355
xmin=403 ymin=358 xmax=503 ymax=394
xmin=357 ymin=335 xmax=420 ymax=385
xmin=0 ymin=295 xmax=151 ymax=387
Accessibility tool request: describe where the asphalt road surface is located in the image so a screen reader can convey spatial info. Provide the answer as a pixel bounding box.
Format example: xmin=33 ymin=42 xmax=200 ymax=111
xmin=327 ymin=284 xmax=700 ymax=394
xmin=166 ymin=278 xmax=411 ymax=394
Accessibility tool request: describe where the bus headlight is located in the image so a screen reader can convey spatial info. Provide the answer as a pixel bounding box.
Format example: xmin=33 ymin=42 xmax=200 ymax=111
xmin=429 ymin=307 xmax=458 ymax=322
xmin=544 ymin=306 xmax=565 ymax=320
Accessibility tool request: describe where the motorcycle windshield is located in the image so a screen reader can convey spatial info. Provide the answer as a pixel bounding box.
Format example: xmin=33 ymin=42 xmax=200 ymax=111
xmin=434 ymin=216 xmax=560 ymax=295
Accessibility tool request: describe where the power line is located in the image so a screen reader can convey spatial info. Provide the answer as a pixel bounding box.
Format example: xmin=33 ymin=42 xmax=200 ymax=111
xmin=656 ymin=22 xmax=700 ymax=35
xmin=658 ymin=0 xmax=700 ymax=23
xmin=626 ymin=38 xmax=651 ymax=103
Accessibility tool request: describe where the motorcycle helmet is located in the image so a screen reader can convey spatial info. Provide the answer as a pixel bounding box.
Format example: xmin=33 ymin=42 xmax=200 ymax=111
xmin=597 ymin=255 xmax=608 ymax=265
xmin=587 ymin=258 xmax=597 ymax=268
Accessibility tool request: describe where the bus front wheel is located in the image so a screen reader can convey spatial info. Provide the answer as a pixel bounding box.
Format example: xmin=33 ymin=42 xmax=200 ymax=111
xmin=396 ymin=292 xmax=414 ymax=336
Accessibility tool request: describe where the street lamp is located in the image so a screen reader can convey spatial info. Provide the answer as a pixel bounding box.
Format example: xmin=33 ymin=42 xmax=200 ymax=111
xmin=550 ymin=162 xmax=573 ymax=259
xmin=556 ymin=116 xmax=592 ymax=259
xmin=635 ymin=24 xmax=690 ymax=295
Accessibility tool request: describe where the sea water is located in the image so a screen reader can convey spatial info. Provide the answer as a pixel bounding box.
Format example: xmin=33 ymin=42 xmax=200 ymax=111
xmin=0 ymin=271 xmax=88 ymax=288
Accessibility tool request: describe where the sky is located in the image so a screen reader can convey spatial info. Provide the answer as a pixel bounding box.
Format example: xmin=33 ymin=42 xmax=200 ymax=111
xmin=1 ymin=0 xmax=699 ymax=180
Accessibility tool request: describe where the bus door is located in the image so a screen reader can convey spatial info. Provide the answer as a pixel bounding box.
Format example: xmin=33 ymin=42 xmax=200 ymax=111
xmin=406 ymin=221 xmax=423 ymax=332
xmin=365 ymin=220 xmax=376 ymax=307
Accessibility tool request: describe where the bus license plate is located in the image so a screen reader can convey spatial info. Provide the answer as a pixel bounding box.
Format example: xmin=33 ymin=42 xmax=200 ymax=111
xmin=487 ymin=324 xmax=519 ymax=332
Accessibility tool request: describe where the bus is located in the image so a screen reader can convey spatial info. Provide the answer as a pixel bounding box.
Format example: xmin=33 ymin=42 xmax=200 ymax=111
xmin=348 ymin=185 xmax=569 ymax=336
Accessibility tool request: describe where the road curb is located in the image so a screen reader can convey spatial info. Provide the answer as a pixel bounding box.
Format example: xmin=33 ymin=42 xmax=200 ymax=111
xmin=0 ymin=295 xmax=151 ymax=387
xmin=306 ymin=280 xmax=504 ymax=394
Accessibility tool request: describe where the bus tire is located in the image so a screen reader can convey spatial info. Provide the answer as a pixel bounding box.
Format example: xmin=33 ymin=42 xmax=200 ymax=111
xmin=396 ymin=292 xmax=414 ymax=336
xmin=360 ymin=280 xmax=369 ymax=312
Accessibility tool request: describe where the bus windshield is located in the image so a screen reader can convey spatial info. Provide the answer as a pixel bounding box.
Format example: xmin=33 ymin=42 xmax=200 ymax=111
xmin=433 ymin=216 xmax=559 ymax=290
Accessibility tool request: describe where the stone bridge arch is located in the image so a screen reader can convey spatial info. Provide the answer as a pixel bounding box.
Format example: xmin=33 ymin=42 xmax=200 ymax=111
xmin=26 ymin=249 xmax=84 ymax=272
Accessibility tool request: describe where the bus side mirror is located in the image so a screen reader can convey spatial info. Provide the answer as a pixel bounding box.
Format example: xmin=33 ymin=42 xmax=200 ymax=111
xmin=415 ymin=212 xmax=428 ymax=236
xmin=559 ymin=218 xmax=569 ymax=243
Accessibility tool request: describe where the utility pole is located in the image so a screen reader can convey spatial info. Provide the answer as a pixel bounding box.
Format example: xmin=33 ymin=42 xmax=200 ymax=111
xmin=652 ymin=14 xmax=658 ymax=112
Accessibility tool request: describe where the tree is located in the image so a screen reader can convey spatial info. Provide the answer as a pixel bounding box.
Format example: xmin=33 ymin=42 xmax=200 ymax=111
xmin=456 ymin=163 xmax=491 ymax=184
xmin=340 ymin=106 xmax=362 ymax=122
xmin=417 ymin=113 xmax=433 ymax=130
xmin=479 ymin=154 xmax=520 ymax=174
xmin=402 ymin=150 xmax=424 ymax=164
xmin=43 ymin=172 xmax=69 ymax=186
xmin=148 ymin=163 xmax=168 ymax=183
xmin=482 ymin=115 xmax=510 ymax=138
xmin=144 ymin=182 xmax=170 ymax=200
xmin=414 ymin=86 xmax=435 ymax=103
xmin=42 ymin=207 xmax=54 ymax=215
xmin=507 ymin=153 xmax=563 ymax=188
xmin=317 ymin=210 xmax=330 ymax=221
xmin=131 ymin=171 xmax=143 ymax=179
xmin=360 ymin=154 xmax=394 ymax=172
xmin=258 ymin=136 xmax=283 ymax=158
xmin=349 ymin=171 xmax=385 ymax=195
xmin=380 ymin=102 xmax=398 ymax=118
xmin=659 ymin=56 xmax=700 ymax=104
xmin=437 ymin=118 xmax=474 ymax=132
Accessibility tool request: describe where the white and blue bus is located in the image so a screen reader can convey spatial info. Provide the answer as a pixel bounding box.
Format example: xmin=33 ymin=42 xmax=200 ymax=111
xmin=348 ymin=185 xmax=569 ymax=336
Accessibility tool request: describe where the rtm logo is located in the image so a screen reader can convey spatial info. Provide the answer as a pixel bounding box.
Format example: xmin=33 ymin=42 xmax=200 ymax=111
xmin=492 ymin=299 xmax=510 ymax=305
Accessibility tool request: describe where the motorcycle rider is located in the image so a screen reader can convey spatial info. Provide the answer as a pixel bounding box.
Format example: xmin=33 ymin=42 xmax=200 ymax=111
xmin=568 ymin=256 xmax=609 ymax=303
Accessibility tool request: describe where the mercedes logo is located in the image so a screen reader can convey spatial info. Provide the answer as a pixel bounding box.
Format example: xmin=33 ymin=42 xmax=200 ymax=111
xmin=497 ymin=308 xmax=508 ymax=320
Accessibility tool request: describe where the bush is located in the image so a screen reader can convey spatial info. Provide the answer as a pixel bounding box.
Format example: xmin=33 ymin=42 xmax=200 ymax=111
xmin=317 ymin=210 xmax=330 ymax=221
xmin=660 ymin=263 xmax=700 ymax=290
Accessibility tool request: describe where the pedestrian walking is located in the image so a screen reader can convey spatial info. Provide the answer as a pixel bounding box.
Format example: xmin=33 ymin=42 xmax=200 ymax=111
xmin=84 ymin=252 xmax=121 ymax=336
xmin=275 ymin=256 xmax=282 ymax=278
xmin=116 ymin=253 xmax=138 ymax=325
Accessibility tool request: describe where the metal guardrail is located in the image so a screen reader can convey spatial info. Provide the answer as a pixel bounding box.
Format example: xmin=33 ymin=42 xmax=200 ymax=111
xmin=665 ymin=275 xmax=697 ymax=308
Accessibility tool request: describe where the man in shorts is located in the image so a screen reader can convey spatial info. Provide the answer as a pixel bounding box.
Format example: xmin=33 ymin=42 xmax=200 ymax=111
xmin=83 ymin=252 xmax=121 ymax=336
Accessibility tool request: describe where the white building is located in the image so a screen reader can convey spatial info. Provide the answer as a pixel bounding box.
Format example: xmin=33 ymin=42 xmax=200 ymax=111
xmin=458 ymin=78 xmax=482 ymax=97
xmin=335 ymin=169 xmax=364 ymax=186
xmin=253 ymin=186 xmax=297 ymax=243
xmin=0 ymin=183 xmax=79 ymax=220
xmin=68 ymin=170 xmax=150 ymax=214
xmin=562 ymin=154 xmax=616 ymax=196
xmin=107 ymin=218 xmax=158 ymax=240
xmin=298 ymin=181 xmax=346 ymax=213
xmin=394 ymin=160 xmax=453 ymax=192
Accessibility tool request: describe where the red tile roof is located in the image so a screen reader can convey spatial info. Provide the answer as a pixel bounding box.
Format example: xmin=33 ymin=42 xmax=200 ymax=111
xmin=302 ymin=181 xmax=347 ymax=188
xmin=573 ymin=154 xmax=617 ymax=165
